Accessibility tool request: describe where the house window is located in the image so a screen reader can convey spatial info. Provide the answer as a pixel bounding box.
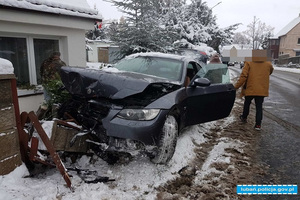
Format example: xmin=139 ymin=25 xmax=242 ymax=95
xmin=298 ymin=38 xmax=300 ymax=44
xmin=272 ymin=40 xmax=275 ymax=45
xmin=0 ymin=36 xmax=59 ymax=86
xmin=296 ymin=52 xmax=300 ymax=57
xmin=0 ymin=37 xmax=30 ymax=85
xmin=34 ymin=39 xmax=59 ymax=84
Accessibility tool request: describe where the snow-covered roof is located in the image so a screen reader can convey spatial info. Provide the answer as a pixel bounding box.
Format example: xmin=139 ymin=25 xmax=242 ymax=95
xmin=0 ymin=0 xmax=102 ymax=20
xmin=274 ymin=16 xmax=300 ymax=38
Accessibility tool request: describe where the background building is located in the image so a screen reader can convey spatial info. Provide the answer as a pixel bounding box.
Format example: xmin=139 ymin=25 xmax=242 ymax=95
xmin=273 ymin=14 xmax=300 ymax=64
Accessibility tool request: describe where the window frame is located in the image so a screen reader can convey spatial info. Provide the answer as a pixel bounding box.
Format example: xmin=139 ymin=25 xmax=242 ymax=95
xmin=0 ymin=34 xmax=62 ymax=85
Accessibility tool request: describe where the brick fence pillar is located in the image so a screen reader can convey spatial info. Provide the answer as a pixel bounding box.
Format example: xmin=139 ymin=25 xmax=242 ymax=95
xmin=0 ymin=74 xmax=22 ymax=175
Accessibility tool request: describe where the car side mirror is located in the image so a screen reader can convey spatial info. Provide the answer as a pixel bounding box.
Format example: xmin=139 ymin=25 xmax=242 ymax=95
xmin=191 ymin=78 xmax=211 ymax=87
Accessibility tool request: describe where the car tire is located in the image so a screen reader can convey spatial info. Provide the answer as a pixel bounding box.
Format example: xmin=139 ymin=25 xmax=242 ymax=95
xmin=151 ymin=115 xmax=178 ymax=164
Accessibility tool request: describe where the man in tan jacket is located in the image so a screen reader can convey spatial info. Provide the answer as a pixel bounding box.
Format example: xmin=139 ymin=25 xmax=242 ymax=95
xmin=234 ymin=50 xmax=274 ymax=131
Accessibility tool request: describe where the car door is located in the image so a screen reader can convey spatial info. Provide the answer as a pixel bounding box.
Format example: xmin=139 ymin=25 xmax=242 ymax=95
xmin=184 ymin=63 xmax=236 ymax=126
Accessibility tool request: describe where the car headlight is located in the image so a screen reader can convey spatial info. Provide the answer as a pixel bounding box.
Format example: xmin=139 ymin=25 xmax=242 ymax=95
xmin=117 ymin=109 xmax=160 ymax=121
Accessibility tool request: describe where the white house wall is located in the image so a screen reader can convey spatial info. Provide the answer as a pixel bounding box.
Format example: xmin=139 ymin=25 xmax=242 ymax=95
xmin=62 ymin=29 xmax=87 ymax=67
xmin=87 ymin=43 xmax=99 ymax=62
xmin=0 ymin=5 xmax=98 ymax=112
xmin=0 ymin=8 xmax=95 ymax=67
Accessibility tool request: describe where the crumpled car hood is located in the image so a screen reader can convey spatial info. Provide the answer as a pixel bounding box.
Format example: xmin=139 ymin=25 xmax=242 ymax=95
xmin=60 ymin=66 xmax=179 ymax=99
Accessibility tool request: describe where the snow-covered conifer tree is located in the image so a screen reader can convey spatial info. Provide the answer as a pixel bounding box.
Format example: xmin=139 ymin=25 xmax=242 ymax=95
xmin=107 ymin=0 xmax=178 ymax=56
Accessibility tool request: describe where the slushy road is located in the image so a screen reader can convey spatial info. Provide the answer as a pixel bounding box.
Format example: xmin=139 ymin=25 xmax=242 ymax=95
xmin=230 ymin=65 xmax=300 ymax=200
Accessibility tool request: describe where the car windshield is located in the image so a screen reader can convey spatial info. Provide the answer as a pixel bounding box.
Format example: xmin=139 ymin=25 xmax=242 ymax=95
xmin=196 ymin=63 xmax=230 ymax=84
xmin=113 ymin=56 xmax=183 ymax=81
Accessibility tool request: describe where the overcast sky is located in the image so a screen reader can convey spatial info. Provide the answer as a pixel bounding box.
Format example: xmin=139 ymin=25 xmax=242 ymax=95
xmin=87 ymin=0 xmax=300 ymax=35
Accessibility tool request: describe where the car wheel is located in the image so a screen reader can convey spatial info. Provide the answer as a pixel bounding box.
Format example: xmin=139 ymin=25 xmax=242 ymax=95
xmin=151 ymin=115 xmax=178 ymax=164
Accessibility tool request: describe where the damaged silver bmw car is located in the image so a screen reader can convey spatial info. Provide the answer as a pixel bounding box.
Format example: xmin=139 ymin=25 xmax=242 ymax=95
xmin=59 ymin=52 xmax=236 ymax=164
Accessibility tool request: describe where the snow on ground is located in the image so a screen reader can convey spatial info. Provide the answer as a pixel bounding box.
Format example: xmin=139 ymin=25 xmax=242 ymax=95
xmin=194 ymin=136 xmax=245 ymax=184
xmin=0 ymin=123 xmax=206 ymax=200
xmin=28 ymin=121 xmax=55 ymax=151
xmin=0 ymin=116 xmax=244 ymax=200
xmin=274 ymin=66 xmax=300 ymax=74
xmin=0 ymin=111 xmax=245 ymax=200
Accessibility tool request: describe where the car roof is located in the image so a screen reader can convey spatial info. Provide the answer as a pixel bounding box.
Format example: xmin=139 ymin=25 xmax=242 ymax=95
xmin=126 ymin=52 xmax=189 ymax=62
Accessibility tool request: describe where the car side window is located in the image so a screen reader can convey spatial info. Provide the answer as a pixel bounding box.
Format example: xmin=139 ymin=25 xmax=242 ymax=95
xmin=195 ymin=63 xmax=202 ymax=71
xmin=195 ymin=63 xmax=230 ymax=84
xmin=186 ymin=62 xmax=201 ymax=80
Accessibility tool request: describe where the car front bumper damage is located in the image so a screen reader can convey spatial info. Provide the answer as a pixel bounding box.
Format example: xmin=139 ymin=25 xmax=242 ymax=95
xmin=101 ymin=109 xmax=170 ymax=146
